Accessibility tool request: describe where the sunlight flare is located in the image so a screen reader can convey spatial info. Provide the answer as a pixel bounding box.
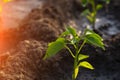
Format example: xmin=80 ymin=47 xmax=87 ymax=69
xmin=0 ymin=0 xmax=13 ymax=13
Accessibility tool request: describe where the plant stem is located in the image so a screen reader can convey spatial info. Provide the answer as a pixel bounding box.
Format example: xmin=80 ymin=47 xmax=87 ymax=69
xmin=92 ymin=1 xmax=97 ymax=30
xmin=72 ymin=48 xmax=78 ymax=80
xmin=72 ymin=40 xmax=86 ymax=80
xmin=65 ymin=45 xmax=75 ymax=58
xmin=78 ymin=40 xmax=86 ymax=54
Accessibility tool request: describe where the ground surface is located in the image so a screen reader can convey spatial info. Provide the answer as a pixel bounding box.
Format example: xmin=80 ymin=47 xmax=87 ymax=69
xmin=0 ymin=0 xmax=120 ymax=80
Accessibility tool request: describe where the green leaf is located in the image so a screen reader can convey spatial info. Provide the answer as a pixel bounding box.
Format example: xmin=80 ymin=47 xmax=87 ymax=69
xmin=86 ymin=15 xmax=94 ymax=23
xmin=59 ymin=31 xmax=70 ymax=37
xmin=78 ymin=54 xmax=89 ymax=61
xmin=81 ymin=9 xmax=91 ymax=16
xmin=102 ymin=0 xmax=110 ymax=4
xmin=71 ymin=36 xmax=80 ymax=44
xmin=44 ymin=38 xmax=65 ymax=59
xmin=60 ymin=27 xmax=77 ymax=38
xmin=90 ymin=12 xmax=95 ymax=17
xmin=85 ymin=29 xmax=103 ymax=41
xmin=96 ymin=4 xmax=103 ymax=11
xmin=85 ymin=34 xmax=105 ymax=49
xmin=81 ymin=0 xmax=88 ymax=7
xmin=66 ymin=27 xmax=77 ymax=37
xmin=73 ymin=67 xmax=79 ymax=79
xmin=106 ymin=0 xmax=110 ymax=4
xmin=88 ymin=0 xmax=94 ymax=5
xmin=79 ymin=61 xmax=94 ymax=70
xmin=85 ymin=29 xmax=105 ymax=50
xmin=71 ymin=38 xmax=77 ymax=44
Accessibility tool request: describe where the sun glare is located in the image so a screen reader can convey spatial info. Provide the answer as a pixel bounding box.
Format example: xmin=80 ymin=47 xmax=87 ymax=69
xmin=0 ymin=0 xmax=13 ymax=13
xmin=0 ymin=5 xmax=2 ymax=13
xmin=0 ymin=0 xmax=13 ymax=51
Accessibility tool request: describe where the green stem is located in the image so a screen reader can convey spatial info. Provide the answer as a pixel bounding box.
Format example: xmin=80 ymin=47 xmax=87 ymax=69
xmin=72 ymin=43 xmax=78 ymax=80
xmin=72 ymin=50 xmax=78 ymax=80
xmin=65 ymin=45 xmax=75 ymax=58
xmin=72 ymin=40 xmax=86 ymax=80
xmin=91 ymin=1 xmax=97 ymax=29
xmin=78 ymin=40 xmax=86 ymax=54
xmin=73 ymin=44 xmax=77 ymax=50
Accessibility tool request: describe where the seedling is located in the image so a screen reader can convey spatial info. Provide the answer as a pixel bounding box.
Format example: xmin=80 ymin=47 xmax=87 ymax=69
xmin=81 ymin=0 xmax=110 ymax=30
xmin=44 ymin=26 xmax=104 ymax=80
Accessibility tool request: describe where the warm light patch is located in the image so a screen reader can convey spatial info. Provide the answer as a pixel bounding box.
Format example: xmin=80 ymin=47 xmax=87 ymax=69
xmin=3 ymin=0 xmax=13 ymax=3
xmin=0 ymin=5 xmax=2 ymax=13
xmin=0 ymin=0 xmax=13 ymax=13
xmin=0 ymin=0 xmax=13 ymax=51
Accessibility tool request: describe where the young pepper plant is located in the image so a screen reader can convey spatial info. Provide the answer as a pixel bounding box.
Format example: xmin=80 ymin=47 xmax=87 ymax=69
xmin=43 ymin=26 xmax=105 ymax=80
xmin=81 ymin=0 xmax=110 ymax=30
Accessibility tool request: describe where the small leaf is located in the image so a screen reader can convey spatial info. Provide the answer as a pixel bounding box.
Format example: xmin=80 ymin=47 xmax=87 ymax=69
xmin=79 ymin=61 xmax=94 ymax=70
xmin=85 ymin=34 xmax=105 ymax=49
xmin=85 ymin=29 xmax=103 ymax=41
xmin=96 ymin=4 xmax=103 ymax=11
xmin=102 ymin=0 xmax=110 ymax=4
xmin=81 ymin=0 xmax=88 ymax=7
xmin=106 ymin=0 xmax=110 ymax=4
xmin=60 ymin=30 xmax=70 ymax=37
xmin=73 ymin=67 xmax=79 ymax=79
xmin=78 ymin=54 xmax=89 ymax=61
xmin=44 ymin=38 xmax=65 ymax=59
xmin=88 ymin=0 xmax=94 ymax=5
xmin=71 ymin=36 xmax=80 ymax=44
xmin=84 ymin=29 xmax=105 ymax=49
xmin=81 ymin=9 xmax=90 ymax=16
xmin=71 ymin=38 xmax=77 ymax=44
xmin=90 ymin=12 xmax=95 ymax=17
xmin=86 ymin=15 xmax=93 ymax=23
xmin=66 ymin=27 xmax=77 ymax=37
